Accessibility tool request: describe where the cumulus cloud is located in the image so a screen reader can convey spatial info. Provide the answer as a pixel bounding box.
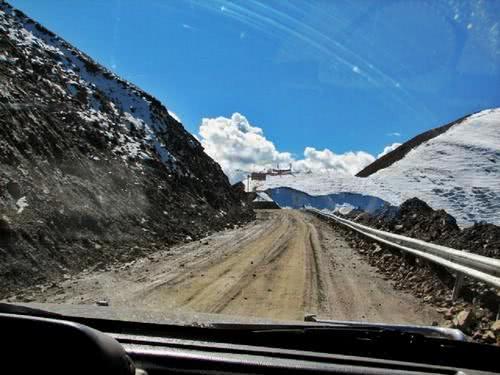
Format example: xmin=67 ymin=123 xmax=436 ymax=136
xmin=198 ymin=113 xmax=377 ymax=182
xmin=199 ymin=113 xmax=293 ymax=182
xmin=294 ymin=147 xmax=375 ymax=175
xmin=377 ymin=142 xmax=402 ymax=158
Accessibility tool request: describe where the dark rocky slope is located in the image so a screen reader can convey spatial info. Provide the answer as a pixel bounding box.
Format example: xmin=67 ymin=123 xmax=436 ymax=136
xmin=0 ymin=3 xmax=253 ymax=294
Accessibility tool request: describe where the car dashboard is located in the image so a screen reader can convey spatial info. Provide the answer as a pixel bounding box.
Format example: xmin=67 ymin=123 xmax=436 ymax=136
xmin=1 ymin=309 xmax=499 ymax=375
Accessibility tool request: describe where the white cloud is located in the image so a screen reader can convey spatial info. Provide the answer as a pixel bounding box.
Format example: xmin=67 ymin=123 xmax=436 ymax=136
xmin=386 ymin=132 xmax=401 ymax=137
xmin=377 ymin=142 xmax=402 ymax=158
xmin=199 ymin=113 xmax=292 ymax=182
xmin=198 ymin=113 xmax=377 ymax=182
xmin=294 ymin=148 xmax=375 ymax=175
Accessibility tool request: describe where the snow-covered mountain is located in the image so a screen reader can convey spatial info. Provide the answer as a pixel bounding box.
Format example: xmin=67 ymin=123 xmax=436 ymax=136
xmin=254 ymin=109 xmax=500 ymax=227
xmin=0 ymin=3 xmax=252 ymax=292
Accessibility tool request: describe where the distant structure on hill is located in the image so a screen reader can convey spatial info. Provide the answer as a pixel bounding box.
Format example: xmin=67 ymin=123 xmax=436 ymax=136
xmin=250 ymin=172 xmax=267 ymax=181
xmin=269 ymin=164 xmax=293 ymax=176
xmin=249 ymin=164 xmax=293 ymax=182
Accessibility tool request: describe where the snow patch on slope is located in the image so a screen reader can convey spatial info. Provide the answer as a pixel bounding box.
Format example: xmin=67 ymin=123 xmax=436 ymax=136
xmin=253 ymin=192 xmax=273 ymax=202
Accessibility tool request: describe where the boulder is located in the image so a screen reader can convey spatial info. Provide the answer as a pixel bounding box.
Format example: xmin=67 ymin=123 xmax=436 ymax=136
xmin=453 ymin=309 xmax=476 ymax=330
xmin=481 ymin=330 xmax=496 ymax=343
xmin=491 ymin=320 xmax=500 ymax=334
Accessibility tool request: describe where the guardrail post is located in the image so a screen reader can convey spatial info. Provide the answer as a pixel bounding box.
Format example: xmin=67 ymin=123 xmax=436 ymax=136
xmin=452 ymin=273 xmax=464 ymax=301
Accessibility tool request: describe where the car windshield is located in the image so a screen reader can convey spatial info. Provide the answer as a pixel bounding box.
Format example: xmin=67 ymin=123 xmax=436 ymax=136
xmin=1 ymin=0 xmax=499 ymax=346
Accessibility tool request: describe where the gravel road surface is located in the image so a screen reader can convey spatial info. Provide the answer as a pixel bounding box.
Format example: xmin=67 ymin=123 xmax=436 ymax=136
xmin=22 ymin=210 xmax=439 ymax=324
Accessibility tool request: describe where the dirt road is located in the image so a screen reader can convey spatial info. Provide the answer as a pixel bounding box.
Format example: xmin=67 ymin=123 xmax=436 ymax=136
xmin=31 ymin=210 xmax=439 ymax=324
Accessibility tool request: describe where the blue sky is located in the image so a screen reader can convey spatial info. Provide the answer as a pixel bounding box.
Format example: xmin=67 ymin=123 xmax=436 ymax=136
xmin=9 ymin=0 xmax=500 ymax=163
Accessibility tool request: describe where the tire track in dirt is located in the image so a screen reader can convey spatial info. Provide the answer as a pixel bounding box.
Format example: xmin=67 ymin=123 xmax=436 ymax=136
xmin=302 ymin=213 xmax=440 ymax=324
xmin=214 ymin=212 xmax=309 ymax=320
xmin=304 ymin=223 xmax=330 ymax=314
xmin=131 ymin=212 xmax=284 ymax=299
xmin=137 ymin=211 xmax=296 ymax=313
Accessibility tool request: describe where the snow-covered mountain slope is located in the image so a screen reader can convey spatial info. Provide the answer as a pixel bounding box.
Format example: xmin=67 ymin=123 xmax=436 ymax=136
xmin=356 ymin=113 xmax=471 ymax=177
xmin=0 ymin=3 xmax=252 ymax=292
xmin=254 ymin=109 xmax=500 ymax=227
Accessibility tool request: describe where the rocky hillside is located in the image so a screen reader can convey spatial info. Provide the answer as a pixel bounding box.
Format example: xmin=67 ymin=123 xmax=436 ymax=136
xmin=0 ymin=2 xmax=253 ymax=294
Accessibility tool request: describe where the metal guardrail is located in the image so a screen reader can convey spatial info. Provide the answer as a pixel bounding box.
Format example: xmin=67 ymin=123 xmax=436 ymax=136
xmin=306 ymin=208 xmax=500 ymax=294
